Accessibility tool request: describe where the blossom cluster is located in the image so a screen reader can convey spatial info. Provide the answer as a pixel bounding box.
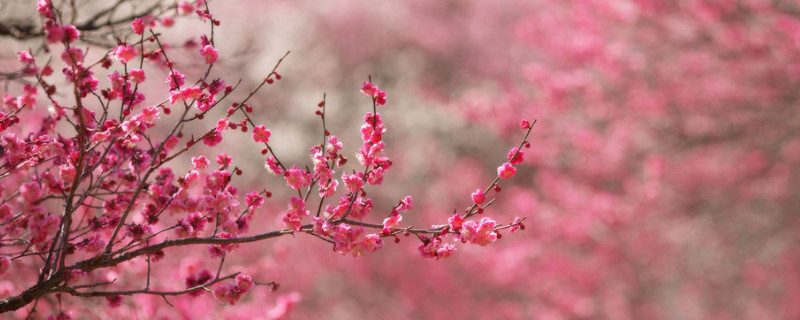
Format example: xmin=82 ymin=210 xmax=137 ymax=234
xmin=0 ymin=0 xmax=531 ymax=316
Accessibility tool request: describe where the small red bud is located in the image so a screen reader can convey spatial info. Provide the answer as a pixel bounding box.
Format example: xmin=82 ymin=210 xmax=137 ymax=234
xmin=315 ymin=110 xmax=323 ymax=116
xmin=317 ymin=101 xmax=324 ymax=107
xmin=266 ymin=78 xmax=274 ymax=84
xmin=324 ymin=130 xmax=330 ymax=136
xmin=261 ymin=148 xmax=268 ymax=155
xmin=163 ymin=107 xmax=171 ymax=115
xmin=197 ymin=114 xmax=204 ymax=120
xmin=266 ymin=191 xmax=272 ymax=198
xmin=275 ymin=73 xmax=281 ymax=80
xmin=494 ymin=185 xmax=502 ymax=193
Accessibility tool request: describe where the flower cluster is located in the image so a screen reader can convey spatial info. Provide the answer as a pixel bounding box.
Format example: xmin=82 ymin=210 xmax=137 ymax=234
xmin=0 ymin=2 xmax=532 ymax=316
xmin=213 ymin=274 xmax=254 ymax=305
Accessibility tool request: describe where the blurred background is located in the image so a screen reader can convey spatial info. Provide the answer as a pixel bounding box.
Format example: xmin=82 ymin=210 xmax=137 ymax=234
xmin=2 ymin=0 xmax=800 ymax=319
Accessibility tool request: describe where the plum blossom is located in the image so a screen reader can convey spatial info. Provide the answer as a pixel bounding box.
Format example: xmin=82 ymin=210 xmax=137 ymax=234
xmin=252 ymin=125 xmax=271 ymax=143
xmin=419 ymin=236 xmax=456 ymax=259
xmin=284 ymin=165 xmax=311 ymax=190
xmin=458 ymin=217 xmax=498 ymax=246
xmin=265 ymin=156 xmax=283 ymax=175
xmin=130 ymin=69 xmax=145 ymax=83
xmin=507 ymin=147 xmax=524 ymax=165
xmin=342 ymin=172 xmax=364 ymax=192
xmin=199 ymin=45 xmax=218 ymax=64
xmin=165 ymin=70 xmax=186 ymax=90
xmin=131 ymin=18 xmax=145 ymax=34
xmin=213 ymin=274 xmax=253 ymax=305
xmin=112 ymin=45 xmax=137 ymax=64
xmin=497 ymin=162 xmax=516 ymax=179
xmin=283 ymin=196 xmax=308 ymax=231
xmin=471 ymin=189 xmax=486 ymax=204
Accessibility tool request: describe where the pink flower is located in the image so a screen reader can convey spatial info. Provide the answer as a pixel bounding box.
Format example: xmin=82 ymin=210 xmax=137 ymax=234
xmin=112 ymin=45 xmax=137 ymax=64
xmin=497 ymin=162 xmax=516 ymax=179
xmin=176 ymin=211 xmax=207 ymax=238
xmin=161 ymin=16 xmax=175 ymax=27
xmin=169 ymin=86 xmax=201 ymax=104
xmin=383 ymin=214 xmax=402 ymax=230
xmin=199 ymin=45 xmax=218 ymax=64
xmin=165 ymin=70 xmax=186 ymax=90
xmin=326 ymin=135 xmax=343 ymax=157
xmin=191 ymin=156 xmax=209 ymax=169
xmin=208 ymin=232 xmax=238 ymax=258
xmin=283 ymin=196 xmax=309 ymax=231
xmin=131 ymin=18 xmax=145 ymax=35
xmin=459 ymin=217 xmax=498 ymax=246
xmin=62 ymin=24 xmax=80 ymax=43
xmin=252 ymin=125 xmax=271 ymax=143
xmin=448 ymin=213 xmax=465 ymax=231
xmin=360 ymin=82 xmax=377 ymax=97
xmin=212 ymin=274 xmax=253 ymax=305
xmin=360 ymin=82 xmax=387 ymax=105
xmin=216 ymin=153 xmax=232 ymax=167
xmin=284 ymin=166 xmax=311 ymax=190
xmin=418 ymin=236 xmax=455 ymax=259
xmin=129 ymin=69 xmax=145 ymax=83
xmin=342 ymin=172 xmax=364 ymax=193
xmin=17 ymin=51 xmax=34 ymax=64
xmin=319 ymin=179 xmax=338 ymax=198
xmin=44 ymin=23 xmax=64 ymax=43
xmin=265 ymin=156 xmax=283 ymax=175
xmin=184 ymin=269 xmax=212 ymax=296
xmin=59 ymin=164 xmax=76 ymax=183
xmin=216 ymin=118 xmax=229 ymax=132
xmin=507 ymin=147 xmax=524 ymax=165
xmin=183 ymin=170 xmax=200 ymax=187
xmin=177 ymin=1 xmax=194 ymax=14
xmin=375 ymin=90 xmax=387 ymax=105
xmin=60 ymin=47 xmax=84 ymax=66
xmin=203 ymin=130 xmax=222 ymax=147
xmin=20 ymin=182 xmax=42 ymax=204
xmin=245 ymin=191 xmax=263 ymax=209
xmin=356 ymin=234 xmax=384 ymax=256
xmin=37 ymin=0 xmax=53 ymax=18
xmin=398 ymin=195 xmax=413 ymax=211
xmin=45 ymin=24 xmax=80 ymax=44
xmin=520 ymin=119 xmax=532 ymax=129
xmin=471 ymin=189 xmax=485 ymax=204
